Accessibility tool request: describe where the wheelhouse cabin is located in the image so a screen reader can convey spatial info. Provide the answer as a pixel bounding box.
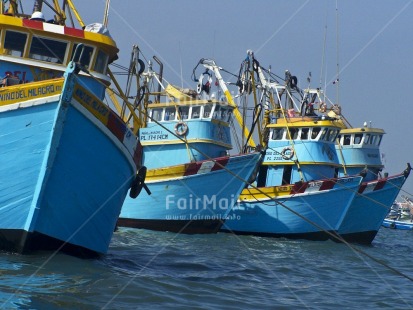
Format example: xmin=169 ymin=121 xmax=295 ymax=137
xmin=259 ymin=116 xmax=344 ymax=186
xmin=142 ymin=91 xmax=234 ymax=168
xmin=336 ymin=127 xmax=385 ymax=181
xmin=0 ymin=12 xmax=118 ymax=100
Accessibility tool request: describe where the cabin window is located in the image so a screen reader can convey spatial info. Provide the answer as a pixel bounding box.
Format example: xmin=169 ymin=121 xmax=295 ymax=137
xmin=227 ymin=110 xmax=233 ymax=122
xmin=151 ymin=108 xmax=163 ymax=122
xmin=71 ymin=44 xmax=94 ymax=68
xmin=213 ymin=105 xmax=221 ymax=119
xmin=288 ymin=128 xmax=299 ymax=140
xmin=178 ymin=106 xmax=189 ymax=120
xmin=343 ymin=134 xmax=351 ymax=145
xmin=311 ymin=127 xmax=321 ymax=140
xmin=272 ymin=129 xmax=283 ymax=140
xmin=364 ymin=134 xmax=371 ymax=145
xmin=354 ymin=133 xmax=363 ymax=144
xmin=328 ymin=129 xmax=339 ymax=142
xmin=320 ymin=129 xmax=327 ymax=141
xmin=94 ymin=50 xmax=109 ymax=74
xmin=376 ymin=135 xmax=382 ymax=146
xmin=324 ymin=129 xmax=331 ymax=141
xmin=29 ymin=36 xmax=67 ymax=64
xmin=370 ymin=135 xmax=377 ymax=145
xmin=203 ymin=105 xmax=212 ymax=118
xmin=191 ymin=106 xmax=201 ymax=119
xmin=220 ymin=107 xmax=228 ymax=121
xmin=164 ymin=107 xmax=176 ymax=121
xmin=300 ymin=128 xmax=309 ymax=140
xmin=4 ymin=31 xmax=27 ymax=57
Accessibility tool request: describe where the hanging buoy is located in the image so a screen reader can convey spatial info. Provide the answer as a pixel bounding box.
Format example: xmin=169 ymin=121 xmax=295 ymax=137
xmin=174 ymin=121 xmax=188 ymax=136
xmin=137 ymin=59 xmax=145 ymax=75
xmin=253 ymin=59 xmax=260 ymax=72
xmin=130 ymin=166 xmax=150 ymax=198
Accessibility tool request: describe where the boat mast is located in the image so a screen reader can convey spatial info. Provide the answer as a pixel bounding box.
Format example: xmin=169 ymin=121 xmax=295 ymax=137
xmin=33 ymin=0 xmax=43 ymax=12
xmin=103 ymin=0 xmax=110 ymax=27
xmin=66 ymin=0 xmax=85 ymax=28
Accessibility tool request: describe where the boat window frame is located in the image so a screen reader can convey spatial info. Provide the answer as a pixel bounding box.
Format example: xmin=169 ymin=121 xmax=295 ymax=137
xmin=363 ymin=134 xmax=371 ymax=145
xmin=354 ymin=133 xmax=363 ymax=145
xmin=310 ymin=127 xmax=321 ymax=140
xmin=342 ymin=134 xmax=351 ymax=145
xmin=28 ymin=35 xmax=68 ymax=64
xmin=191 ymin=106 xmax=201 ymax=119
xmin=164 ymin=107 xmax=176 ymax=121
xmin=226 ymin=109 xmax=233 ymax=122
xmin=319 ymin=128 xmax=328 ymax=141
xmin=213 ymin=105 xmax=221 ymax=119
xmin=149 ymin=108 xmax=163 ymax=122
xmin=203 ymin=104 xmax=213 ymax=118
xmin=220 ymin=106 xmax=228 ymax=121
xmin=70 ymin=43 xmax=95 ymax=69
xmin=3 ymin=30 xmax=28 ymax=57
xmin=376 ymin=135 xmax=383 ymax=146
xmin=178 ymin=106 xmax=190 ymax=120
xmin=94 ymin=49 xmax=109 ymax=74
xmin=272 ymin=128 xmax=284 ymax=140
xmin=288 ymin=128 xmax=299 ymax=140
xmin=328 ymin=129 xmax=339 ymax=142
xmin=300 ymin=128 xmax=309 ymax=140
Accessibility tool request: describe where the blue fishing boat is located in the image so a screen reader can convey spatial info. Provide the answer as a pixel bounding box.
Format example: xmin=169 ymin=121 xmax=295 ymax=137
xmin=334 ymin=125 xmax=411 ymax=243
xmin=382 ymin=196 xmax=413 ymax=230
xmin=0 ymin=1 xmax=142 ymax=257
xmin=118 ymin=57 xmax=261 ymax=233
xmin=221 ymin=52 xmax=362 ymax=240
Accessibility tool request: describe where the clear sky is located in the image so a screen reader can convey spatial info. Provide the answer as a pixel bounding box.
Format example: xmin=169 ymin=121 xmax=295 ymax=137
xmin=55 ymin=1 xmax=413 ymax=196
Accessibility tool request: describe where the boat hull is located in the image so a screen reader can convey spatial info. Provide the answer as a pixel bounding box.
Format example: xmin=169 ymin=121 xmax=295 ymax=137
xmin=382 ymin=219 xmax=413 ymax=230
xmin=221 ymin=176 xmax=362 ymax=241
xmin=0 ymin=78 xmax=139 ymax=257
xmin=336 ymin=174 xmax=407 ymax=244
xmin=118 ymin=153 xmax=261 ymax=234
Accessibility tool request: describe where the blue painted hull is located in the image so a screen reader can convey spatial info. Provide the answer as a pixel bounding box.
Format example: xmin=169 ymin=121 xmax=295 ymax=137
xmin=0 ymin=78 xmax=138 ymax=256
xmin=382 ymin=219 xmax=413 ymax=230
xmin=336 ymin=174 xmax=407 ymax=244
xmin=221 ymin=176 xmax=362 ymax=240
xmin=118 ymin=152 xmax=261 ymax=234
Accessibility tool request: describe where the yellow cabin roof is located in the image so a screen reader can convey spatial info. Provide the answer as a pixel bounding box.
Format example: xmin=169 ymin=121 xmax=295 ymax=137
xmin=339 ymin=127 xmax=386 ymax=135
xmin=267 ymin=117 xmax=346 ymax=129
xmin=0 ymin=14 xmax=118 ymax=61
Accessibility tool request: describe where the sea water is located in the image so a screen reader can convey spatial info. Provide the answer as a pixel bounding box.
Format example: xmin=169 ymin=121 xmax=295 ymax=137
xmin=1 ymin=227 xmax=413 ymax=309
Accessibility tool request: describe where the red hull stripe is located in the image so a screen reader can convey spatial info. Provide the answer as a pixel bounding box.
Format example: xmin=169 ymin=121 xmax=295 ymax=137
xmin=290 ymin=182 xmax=308 ymax=194
xmin=358 ymin=183 xmax=367 ymax=193
xmin=183 ymin=157 xmax=229 ymax=176
xmin=22 ymin=19 xmax=85 ymax=38
xmin=319 ymin=180 xmax=336 ymax=191
xmin=374 ymin=179 xmax=386 ymax=191
xmin=211 ymin=157 xmax=230 ymax=171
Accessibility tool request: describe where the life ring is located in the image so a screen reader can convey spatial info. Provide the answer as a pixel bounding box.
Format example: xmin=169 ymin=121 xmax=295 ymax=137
xmin=281 ymin=146 xmax=294 ymax=160
xmin=174 ymin=121 xmax=188 ymax=136
xmin=319 ymin=102 xmax=327 ymax=113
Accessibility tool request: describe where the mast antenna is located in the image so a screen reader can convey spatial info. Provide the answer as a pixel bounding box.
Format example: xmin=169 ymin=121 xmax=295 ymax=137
xmin=335 ymin=0 xmax=340 ymax=104
xmin=103 ymin=0 xmax=110 ymax=27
